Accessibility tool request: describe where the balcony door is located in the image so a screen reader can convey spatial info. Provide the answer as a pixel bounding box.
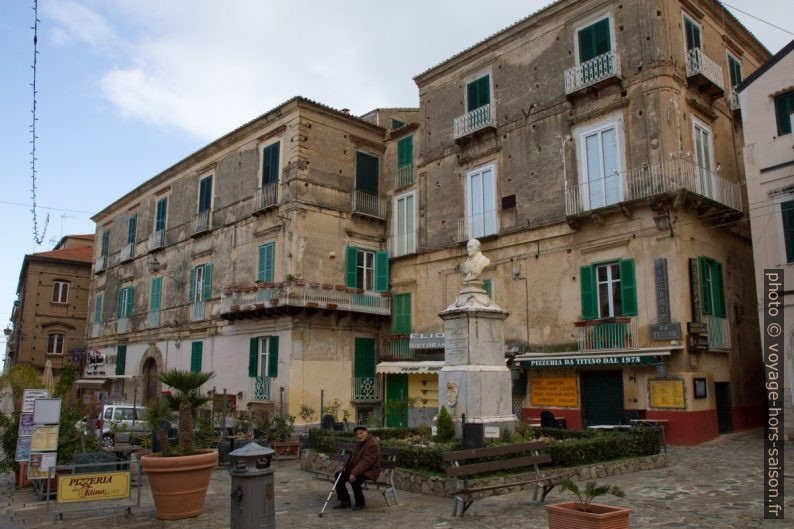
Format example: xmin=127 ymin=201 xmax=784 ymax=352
xmin=692 ymin=118 xmax=714 ymax=199
xmin=465 ymin=164 xmax=497 ymax=239
xmin=354 ymin=338 xmax=377 ymax=400
xmin=577 ymin=118 xmax=623 ymax=211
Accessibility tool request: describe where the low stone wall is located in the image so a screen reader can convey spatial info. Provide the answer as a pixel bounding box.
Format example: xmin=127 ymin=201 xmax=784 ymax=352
xmin=300 ymin=449 xmax=668 ymax=498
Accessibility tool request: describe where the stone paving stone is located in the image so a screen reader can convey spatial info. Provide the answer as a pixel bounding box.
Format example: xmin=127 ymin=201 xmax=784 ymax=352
xmin=0 ymin=429 xmax=791 ymax=528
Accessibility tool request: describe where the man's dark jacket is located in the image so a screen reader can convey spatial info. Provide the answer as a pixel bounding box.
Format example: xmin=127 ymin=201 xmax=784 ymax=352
xmin=345 ymin=435 xmax=381 ymax=480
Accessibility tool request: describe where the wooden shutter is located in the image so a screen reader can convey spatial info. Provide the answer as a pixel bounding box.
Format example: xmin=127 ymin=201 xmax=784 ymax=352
xmin=189 ymin=267 xmax=197 ymax=303
xmin=578 ymin=24 xmax=595 ymax=62
xmin=95 ymin=295 xmax=102 ymax=322
xmin=774 ymin=92 xmax=794 ymax=136
xmin=375 ymin=251 xmax=389 ymax=291
xmin=782 ymin=201 xmax=794 ymax=262
xmin=156 ymin=198 xmax=167 ymax=231
xmin=116 ymin=345 xmax=126 ymax=376
xmin=698 ymin=256 xmax=713 ymax=316
xmin=101 ymin=230 xmax=110 ymax=256
xmin=354 ymin=338 xmax=375 ymax=378
xmin=685 ymin=17 xmax=700 ymax=51
xmin=199 ymin=175 xmax=212 ymax=212
xmin=249 ymin=338 xmax=259 ymax=377
xmin=262 ymin=142 xmax=280 ymax=185
xmin=345 ymin=246 xmax=358 ymax=288
xmin=728 ymin=56 xmax=742 ymax=86
xmin=712 ymin=261 xmax=726 ymax=318
xmin=117 ymin=289 xmax=124 ymax=319
xmin=258 ymin=243 xmax=274 ymax=282
xmin=397 ymin=136 xmax=413 ymax=168
xmin=580 ymin=265 xmax=597 ymax=320
xmin=125 ymin=287 xmax=134 ymax=317
xmin=392 ymin=293 xmax=411 ymax=334
xmin=150 ymin=277 xmax=162 ymax=311
xmin=267 ymin=336 xmax=279 ymax=377
xmin=203 ymin=264 xmax=212 ymax=301
xmin=467 ymin=75 xmax=490 ymax=112
xmin=128 ymin=215 xmax=137 ymax=244
xmin=355 ymin=152 xmax=379 ymax=195
xmin=191 ymin=342 xmax=203 ymax=373
xmin=619 ymin=259 xmax=637 ymax=316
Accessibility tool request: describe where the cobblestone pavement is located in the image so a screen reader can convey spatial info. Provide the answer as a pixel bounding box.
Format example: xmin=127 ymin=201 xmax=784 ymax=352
xmin=1 ymin=429 xmax=792 ymax=528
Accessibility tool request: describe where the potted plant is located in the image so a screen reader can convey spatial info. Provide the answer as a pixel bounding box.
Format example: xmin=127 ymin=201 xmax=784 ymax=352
xmin=140 ymin=370 xmax=217 ymax=520
xmin=268 ymin=414 xmax=299 ymax=459
xmin=546 ymin=479 xmax=630 ymax=529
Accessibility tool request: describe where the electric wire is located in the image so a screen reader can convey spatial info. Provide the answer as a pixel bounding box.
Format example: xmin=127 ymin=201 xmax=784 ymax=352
xmin=29 ymin=0 xmax=49 ymax=245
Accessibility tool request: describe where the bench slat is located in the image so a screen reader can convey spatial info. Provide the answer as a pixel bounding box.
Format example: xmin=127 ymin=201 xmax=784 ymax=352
xmin=446 ymin=454 xmax=551 ymax=478
xmin=442 ymin=441 xmax=547 ymax=462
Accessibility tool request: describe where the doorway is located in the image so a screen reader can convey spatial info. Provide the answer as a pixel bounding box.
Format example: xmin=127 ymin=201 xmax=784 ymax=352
xmin=714 ymin=382 xmax=733 ymax=434
xmin=581 ymin=370 xmax=624 ymax=426
xmin=142 ymin=357 xmax=158 ymax=404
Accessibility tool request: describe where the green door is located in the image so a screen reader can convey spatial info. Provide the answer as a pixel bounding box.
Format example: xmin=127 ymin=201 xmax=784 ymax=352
xmin=386 ymin=374 xmax=409 ymax=428
xmin=354 ymin=338 xmax=377 ymax=401
xmin=581 ymin=371 xmax=624 ymax=426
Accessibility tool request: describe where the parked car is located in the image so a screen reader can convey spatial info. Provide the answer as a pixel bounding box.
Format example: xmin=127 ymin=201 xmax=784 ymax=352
xmin=87 ymin=403 xmax=148 ymax=448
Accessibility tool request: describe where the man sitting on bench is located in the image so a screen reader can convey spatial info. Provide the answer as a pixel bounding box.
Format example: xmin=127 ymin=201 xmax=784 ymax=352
xmin=334 ymin=425 xmax=382 ymax=511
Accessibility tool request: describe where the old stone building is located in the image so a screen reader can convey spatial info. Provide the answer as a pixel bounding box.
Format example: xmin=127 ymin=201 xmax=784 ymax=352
xmin=7 ymin=235 xmax=94 ymax=380
xmin=380 ymin=0 xmax=769 ymax=443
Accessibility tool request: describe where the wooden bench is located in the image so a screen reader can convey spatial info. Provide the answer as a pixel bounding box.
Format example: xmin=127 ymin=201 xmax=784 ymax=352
xmin=443 ymin=441 xmax=574 ymax=517
xmin=311 ymin=442 xmax=399 ymax=506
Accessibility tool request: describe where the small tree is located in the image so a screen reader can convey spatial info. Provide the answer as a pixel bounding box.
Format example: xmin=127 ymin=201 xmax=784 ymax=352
xmin=436 ymin=406 xmax=455 ymax=441
xmin=155 ymin=369 xmax=215 ymax=455
xmin=558 ymin=479 xmax=625 ymax=512
xmin=144 ymin=397 xmax=175 ymax=455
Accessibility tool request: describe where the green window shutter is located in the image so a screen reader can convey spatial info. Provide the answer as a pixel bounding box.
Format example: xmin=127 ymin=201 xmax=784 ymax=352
xmin=116 ymin=345 xmax=126 ymax=376
xmin=150 ymin=277 xmax=162 ymax=311
xmin=345 ymin=246 xmax=358 ymax=288
xmin=354 ymin=338 xmax=376 ymax=378
xmin=203 ymin=264 xmax=212 ymax=301
xmin=594 ymin=18 xmax=611 ymax=55
xmin=258 ymin=243 xmax=274 ymax=282
xmin=127 ymin=215 xmax=137 ymax=244
xmin=580 ymin=265 xmax=597 ymax=320
xmin=189 ymin=267 xmax=197 ymax=303
xmin=782 ymin=201 xmax=794 ymax=262
xmin=578 ymin=24 xmax=595 ymax=62
xmin=698 ymin=256 xmax=712 ymax=316
xmin=267 ymin=336 xmax=279 ymax=377
xmin=125 ymin=287 xmax=134 ymax=317
xmin=712 ymin=261 xmax=726 ymax=318
xmin=619 ymin=259 xmax=637 ymax=316
xmin=117 ymin=289 xmax=123 ymax=319
xmin=483 ymin=279 xmax=492 ymax=298
xmin=95 ymin=295 xmax=102 ymax=322
xmin=248 ymin=338 xmax=259 ymax=377
xmin=199 ymin=175 xmax=213 ymax=212
xmin=190 ymin=342 xmax=203 ymax=373
xmin=685 ymin=17 xmax=700 ymax=51
xmin=392 ymin=293 xmax=412 ymax=334
xmin=156 ymin=197 xmax=168 ymax=231
xmin=262 ymin=142 xmax=280 ymax=185
xmin=397 ymin=136 xmax=413 ymax=168
xmin=101 ymin=230 xmax=110 ymax=257
xmin=466 ymin=75 xmax=490 ymax=111
xmin=355 ymin=152 xmax=379 ymax=195
xmin=375 ymin=250 xmax=389 ymax=292
xmin=774 ymin=92 xmax=793 ymax=136
xmin=728 ymin=56 xmax=742 ymax=86
xmin=391 ymin=119 xmax=405 ymax=130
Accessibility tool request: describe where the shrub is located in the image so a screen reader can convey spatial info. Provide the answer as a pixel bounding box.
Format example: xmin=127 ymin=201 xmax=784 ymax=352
xmin=435 ymin=407 xmax=455 ymax=441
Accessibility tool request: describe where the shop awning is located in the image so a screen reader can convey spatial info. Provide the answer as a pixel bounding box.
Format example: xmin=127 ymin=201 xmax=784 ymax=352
xmin=515 ymin=349 xmax=673 ymax=369
xmin=376 ymin=361 xmax=444 ymax=374
xmin=75 ymin=378 xmax=107 ymax=387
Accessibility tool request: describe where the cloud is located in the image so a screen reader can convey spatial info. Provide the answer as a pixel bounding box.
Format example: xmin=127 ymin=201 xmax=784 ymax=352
xmin=42 ymin=1 xmax=123 ymax=54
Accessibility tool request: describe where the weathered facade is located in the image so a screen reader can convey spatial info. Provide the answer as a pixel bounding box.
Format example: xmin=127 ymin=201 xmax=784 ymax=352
xmin=7 ymin=235 xmax=94 ymax=380
xmin=381 ymin=0 xmax=769 ymax=443
xmin=739 ymin=39 xmax=794 ymax=441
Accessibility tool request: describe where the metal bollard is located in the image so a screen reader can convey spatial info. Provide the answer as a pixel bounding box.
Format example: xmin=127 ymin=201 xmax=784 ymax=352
xmin=229 ymin=442 xmax=276 ymax=529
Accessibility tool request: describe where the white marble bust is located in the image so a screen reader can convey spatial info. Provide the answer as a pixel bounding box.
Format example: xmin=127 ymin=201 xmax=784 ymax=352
xmin=461 ymin=238 xmax=490 ymax=282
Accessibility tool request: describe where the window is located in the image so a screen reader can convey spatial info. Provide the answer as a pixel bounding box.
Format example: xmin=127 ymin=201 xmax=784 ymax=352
xmin=150 ymin=276 xmax=162 ymax=312
xmin=727 ymin=53 xmax=742 ymax=87
xmin=393 ymin=192 xmax=416 ymax=256
xmin=465 ymin=164 xmax=498 ymax=238
xmin=392 ymin=293 xmax=412 ymax=334
xmin=52 ymin=281 xmax=69 ymax=303
xmin=483 ymin=278 xmax=493 ymax=298
xmin=248 ymin=336 xmax=279 ymax=377
xmin=391 ymin=119 xmax=405 ymax=130
xmin=576 ymin=16 xmax=612 ymax=63
xmin=191 ymin=341 xmax=203 ymax=373
xmin=345 ymin=246 xmax=388 ymax=291
xmin=580 ymin=259 xmax=637 ymax=320
xmin=466 ymin=74 xmax=490 ymax=113
xmin=262 ymin=142 xmax=280 ymax=186
xmin=576 ymin=117 xmax=624 ymax=210
xmin=127 ymin=214 xmax=137 ymax=245
xmin=94 ymin=294 xmax=103 ymax=323
xmin=117 ymin=286 xmax=133 ymax=318
xmin=781 ymin=200 xmax=794 ymax=263
xmin=355 ymin=151 xmax=379 ymax=195
xmin=198 ymin=175 xmax=213 ymax=213
xmin=155 ymin=197 xmax=168 ymax=232
xmin=774 ymin=91 xmax=794 ymax=136
xmin=47 ymin=333 xmax=65 ymax=355
xmin=116 ymin=345 xmax=126 ymax=376
xmin=258 ymin=242 xmax=275 ymax=283
xmin=397 ymin=136 xmax=413 ymax=170
xmin=189 ymin=263 xmax=213 ymax=303
xmin=691 ymin=117 xmax=715 ymax=198
xmin=698 ymin=256 xmax=726 ymax=317
xmin=100 ymin=229 xmax=110 ymax=258
xmin=683 ymin=14 xmax=701 ymax=51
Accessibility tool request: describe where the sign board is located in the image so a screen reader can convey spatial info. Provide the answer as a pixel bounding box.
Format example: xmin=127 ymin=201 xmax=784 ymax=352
xmin=687 ymin=321 xmax=707 ymax=334
xmin=409 ymin=332 xmax=445 ymax=350
xmin=519 ymin=355 xmax=656 ymax=369
xmin=654 ymin=258 xmax=671 ymax=324
xmin=15 ymin=389 xmax=48 ymax=462
xmin=686 ymin=333 xmax=709 ymax=352
xmin=33 ymin=398 xmax=62 ymax=424
xmin=21 ymin=389 xmax=49 ymax=413
xmin=484 ymin=426 xmax=500 ymax=439
xmin=31 ymin=425 xmax=59 ymax=451
xmin=530 ymin=376 xmax=578 ymax=407
xmin=27 ymin=452 xmax=57 ymax=479
xmin=649 ymin=322 xmax=682 ymax=340
xmin=689 ymin=259 xmax=702 ymax=323
xmin=57 ymin=471 xmax=131 ymax=503
xmin=648 ymin=379 xmax=686 ymax=409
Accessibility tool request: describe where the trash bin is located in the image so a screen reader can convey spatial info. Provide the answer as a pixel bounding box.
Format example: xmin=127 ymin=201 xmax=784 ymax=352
xmin=462 ymin=423 xmax=484 ymax=449
xmin=229 ymin=442 xmax=276 ymax=529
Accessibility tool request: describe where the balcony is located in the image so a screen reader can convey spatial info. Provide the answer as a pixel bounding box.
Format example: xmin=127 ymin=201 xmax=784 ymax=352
xmin=729 ymin=87 xmax=740 ymax=111
xmin=685 ymin=48 xmax=724 ymax=98
xmin=190 ymin=301 xmax=207 ymax=322
xmin=705 ymin=315 xmax=730 ymax=349
xmin=388 ymin=231 xmax=417 ymax=258
xmin=117 ymin=317 xmax=129 ymax=334
xmin=91 ymin=323 xmax=100 ymax=338
xmin=250 ymin=376 xmax=274 ymax=401
xmin=395 ymin=165 xmax=414 ymax=189
xmin=384 ymin=338 xmax=411 ymax=360
xmin=118 ymin=242 xmax=134 ymax=264
xmin=94 ymin=255 xmax=107 ymax=274
xmin=220 ymin=281 xmax=391 ymax=319
xmin=453 ymin=103 xmax=496 ymax=140
xmin=564 ymin=157 xmax=742 ymax=217
xmin=457 ymin=210 xmax=499 ymax=243
xmin=44 ymin=354 xmax=66 ymax=368
xmin=564 ymin=50 xmax=622 ymax=95
xmin=253 ymin=183 xmax=279 ymax=215
xmin=575 ymin=317 xmax=639 ymax=352
xmin=352 ymin=376 xmax=382 ymax=402
xmin=192 ymin=210 xmax=213 ymax=236
xmin=48 ymin=302 xmax=68 ymax=315
xmin=148 ymin=229 xmax=166 ymax=252
xmin=147 ymin=311 xmax=161 ymax=329
xmin=352 ymin=190 xmax=385 ymax=220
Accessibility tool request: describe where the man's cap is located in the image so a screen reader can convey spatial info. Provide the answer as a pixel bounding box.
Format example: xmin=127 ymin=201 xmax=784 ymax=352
xmin=353 ymin=425 xmax=368 ymax=432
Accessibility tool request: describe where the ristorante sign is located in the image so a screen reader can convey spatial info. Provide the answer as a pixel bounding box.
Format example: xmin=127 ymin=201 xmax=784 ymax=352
xmin=518 ymin=355 xmax=657 ymax=368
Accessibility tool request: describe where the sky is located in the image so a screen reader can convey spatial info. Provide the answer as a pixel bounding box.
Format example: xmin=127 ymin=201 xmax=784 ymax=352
xmin=1 ymin=0 xmax=792 ymax=358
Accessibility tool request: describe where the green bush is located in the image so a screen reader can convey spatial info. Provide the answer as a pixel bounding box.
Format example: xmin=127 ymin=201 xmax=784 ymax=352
xmin=544 ymin=428 xmax=659 ymax=467
xmin=435 ymin=407 xmax=454 ymax=441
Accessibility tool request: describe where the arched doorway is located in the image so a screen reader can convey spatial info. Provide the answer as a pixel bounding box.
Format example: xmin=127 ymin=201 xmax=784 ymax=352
xmin=143 ymin=357 xmax=158 ymax=404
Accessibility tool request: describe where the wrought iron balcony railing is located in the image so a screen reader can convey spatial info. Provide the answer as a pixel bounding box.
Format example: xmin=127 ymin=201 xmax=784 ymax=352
xmin=457 ymin=210 xmax=499 ymax=242
xmin=575 ymin=317 xmax=638 ymax=351
xmin=91 ymin=323 xmax=100 ymax=338
xmin=118 ymin=243 xmax=134 ymax=264
xmin=685 ymin=48 xmax=724 ymax=91
xmin=388 ymin=231 xmax=417 ymax=258
xmin=352 ymin=376 xmax=382 ymax=402
xmin=193 ymin=210 xmax=213 ymax=235
xmin=453 ymin=103 xmax=496 ymax=139
xmin=395 ymin=165 xmax=414 ymax=189
xmin=147 ymin=311 xmax=161 ymax=329
xmin=253 ymin=182 xmax=279 ymax=213
xmin=190 ymin=301 xmax=207 ymax=321
xmin=352 ymin=190 xmax=385 ymax=219
xmin=705 ymin=315 xmax=730 ymax=349
xmin=564 ymin=50 xmax=621 ymax=94
xmin=94 ymin=255 xmax=107 ymax=273
xmin=250 ymin=376 xmax=273 ymax=401
xmin=117 ymin=317 xmax=129 ymax=334
xmin=148 ymin=229 xmax=166 ymax=252
xmin=729 ymin=87 xmax=740 ymax=111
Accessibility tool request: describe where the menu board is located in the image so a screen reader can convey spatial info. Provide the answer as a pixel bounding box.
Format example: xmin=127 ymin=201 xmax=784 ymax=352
xmin=648 ymin=379 xmax=686 ymax=409
xmin=31 ymin=426 xmax=59 ymax=451
xmin=15 ymin=389 xmax=48 ymax=462
xmin=530 ymin=376 xmax=578 ymax=407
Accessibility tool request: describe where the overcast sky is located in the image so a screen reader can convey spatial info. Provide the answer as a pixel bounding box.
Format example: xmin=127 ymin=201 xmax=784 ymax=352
xmin=1 ymin=0 xmax=791 ymax=359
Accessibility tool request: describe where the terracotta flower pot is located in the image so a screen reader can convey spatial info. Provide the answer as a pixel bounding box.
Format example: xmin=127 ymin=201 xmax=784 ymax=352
xmin=141 ymin=450 xmax=218 ymax=520
xmin=270 ymin=439 xmax=300 ymax=460
xmin=546 ymin=502 xmax=631 ymax=529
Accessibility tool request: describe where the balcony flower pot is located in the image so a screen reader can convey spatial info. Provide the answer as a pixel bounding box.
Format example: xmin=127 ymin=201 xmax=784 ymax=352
xmin=545 ymin=502 xmax=631 ymax=529
xmin=229 ymin=305 xmax=240 ymax=312
xmin=306 ymin=302 xmax=319 ymax=308
xmin=326 ymin=303 xmax=338 ymax=310
xmin=270 ymin=438 xmax=300 ymax=459
xmin=255 ymin=303 xmax=266 ymax=309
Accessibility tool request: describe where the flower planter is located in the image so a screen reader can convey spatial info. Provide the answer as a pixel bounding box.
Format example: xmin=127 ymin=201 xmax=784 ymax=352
xmin=326 ymin=303 xmax=338 ymax=310
xmin=141 ymin=450 xmax=218 ymax=520
xmin=334 ymin=284 xmax=346 ymax=291
xmin=270 ymin=439 xmax=300 ymax=460
xmin=306 ymin=302 xmax=319 ymax=308
xmin=546 ymin=502 xmax=631 ymax=529
xmin=229 ymin=305 xmax=240 ymax=312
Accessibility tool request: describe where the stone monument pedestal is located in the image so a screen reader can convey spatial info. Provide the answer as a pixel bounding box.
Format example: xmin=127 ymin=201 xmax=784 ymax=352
xmin=439 ymin=281 xmax=515 ymax=436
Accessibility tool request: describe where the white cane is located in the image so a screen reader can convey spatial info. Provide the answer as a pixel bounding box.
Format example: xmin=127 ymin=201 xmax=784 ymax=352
xmin=318 ymin=470 xmax=345 ymax=517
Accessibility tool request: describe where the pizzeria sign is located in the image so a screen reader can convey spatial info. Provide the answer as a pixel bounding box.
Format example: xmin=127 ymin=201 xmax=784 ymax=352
xmin=518 ymin=355 xmax=657 ymax=369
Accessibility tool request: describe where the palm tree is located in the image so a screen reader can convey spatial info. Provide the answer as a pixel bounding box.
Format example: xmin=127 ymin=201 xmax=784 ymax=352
xmin=155 ymin=369 xmax=215 ymax=454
